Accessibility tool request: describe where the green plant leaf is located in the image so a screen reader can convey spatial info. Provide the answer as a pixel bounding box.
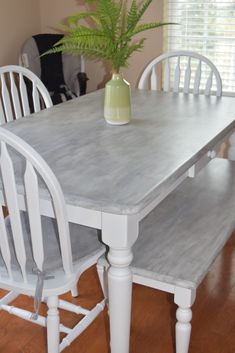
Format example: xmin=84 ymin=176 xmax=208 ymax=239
xmin=68 ymin=11 xmax=99 ymax=26
xmin=127 ymin=0 xmax=138 ymax=30
xmin=132 ymin=22 xmax=176 ymax=36
xmin=47 ymin=0 xmax=176 ymax=72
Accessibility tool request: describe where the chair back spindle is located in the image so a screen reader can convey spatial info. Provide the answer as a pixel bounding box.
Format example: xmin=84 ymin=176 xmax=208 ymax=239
xmin=9 ymin=72 xmax=22 ymax=120
xmin=1 ymin=73 xmax=14 ymax=122
xmin=193 ymin=60 xmax=202 ymax=95
xmin=24 ymin=161 xmax=44 ymax=271
xmin=205 ymin=71 xmax=213 ymax=96
xmin=163 ymin=59 xmax=170 ymax=92
xmin=19 ymin=73 xmax=30 ymax=116
xmin=32 ymin=81 xmax=41 ymax=113
xmin=183 ymin=57 xmax=191 ymax=93
xmin=173 ymin=56 xmax=181 ymax=93
xmin=150 ymin=67 xmax=158 ymax=90
xmin=0 ymin=99 xmax=6 ymax=125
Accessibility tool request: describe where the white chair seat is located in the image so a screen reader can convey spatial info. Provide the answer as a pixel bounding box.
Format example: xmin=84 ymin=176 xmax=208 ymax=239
xmin=1 ymin=213 xmax=105 ymax=295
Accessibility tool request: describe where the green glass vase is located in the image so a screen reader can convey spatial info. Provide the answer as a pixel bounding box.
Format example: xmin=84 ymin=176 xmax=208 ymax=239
xmin=104 ymin=73 xmax=131 ymax=125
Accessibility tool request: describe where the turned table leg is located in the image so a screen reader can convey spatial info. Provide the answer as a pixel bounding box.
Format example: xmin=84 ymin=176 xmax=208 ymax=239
xmin=101 ymin=212 xmax=139 ymax=353
xmin=108 ymin=248 xmax=133 ymax=353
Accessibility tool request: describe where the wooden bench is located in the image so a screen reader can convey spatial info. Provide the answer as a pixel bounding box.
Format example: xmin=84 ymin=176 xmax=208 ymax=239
xmin=97 ymin=158 xmax=235 ymax=353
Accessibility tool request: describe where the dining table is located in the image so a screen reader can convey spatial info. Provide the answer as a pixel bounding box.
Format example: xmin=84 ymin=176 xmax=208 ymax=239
xmin=2 ymin=88 xmax=235 ymax=353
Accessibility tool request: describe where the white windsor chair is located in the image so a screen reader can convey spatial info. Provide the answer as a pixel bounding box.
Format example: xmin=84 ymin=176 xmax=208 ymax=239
xmin=0 ymin=65 xmax=52 ymax=124
xmin=138 ymin=51 xmax=222 ymax=97
xmin=0 ymin=127 xmax=106 ymax=353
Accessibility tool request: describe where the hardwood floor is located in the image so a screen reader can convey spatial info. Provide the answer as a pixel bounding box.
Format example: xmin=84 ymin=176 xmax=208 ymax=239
xmin=0 ymin=232 xmax=235 ymax=353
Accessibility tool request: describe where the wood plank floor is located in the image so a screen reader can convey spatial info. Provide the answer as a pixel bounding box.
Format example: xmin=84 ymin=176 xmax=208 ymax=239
xmin=0 ymin=232 xmax=235 ymax=353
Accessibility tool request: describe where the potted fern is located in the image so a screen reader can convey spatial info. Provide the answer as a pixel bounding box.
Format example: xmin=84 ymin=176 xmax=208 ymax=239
xmin=48 ymin=0 xmax=173 ymax=125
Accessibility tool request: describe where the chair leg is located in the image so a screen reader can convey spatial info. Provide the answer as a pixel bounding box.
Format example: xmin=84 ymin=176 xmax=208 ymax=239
xmin=47 ymin=296 xmax=60 ymax=353
xmin=96 ymin=263 xmax=108 ymax=298
xmin=175 ymin=306 xmax=192 ymax=353
xmin=71 ymin=285 xmax=79 ymax=297
xmin=0 ymin=291 xmax=19 ymax=307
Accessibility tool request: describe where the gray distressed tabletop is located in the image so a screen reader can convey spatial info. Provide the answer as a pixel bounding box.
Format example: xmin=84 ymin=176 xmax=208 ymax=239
xmin=3 ymin=89 xmax=235 ymax=215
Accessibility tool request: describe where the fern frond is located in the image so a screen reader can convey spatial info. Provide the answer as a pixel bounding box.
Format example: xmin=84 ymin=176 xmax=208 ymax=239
xmin=123 ymin=39 xmax=145 ymax=65
xmin=132 ymin=22 xmax=176 ymax=36
xmin=51 ymin=27 xmax=109 ymax=50
xmin=124 ymin=38 xmax=145 ymax=58
xmin=127 ymin=0 xmax=138 ymax=30
xmin=125 ymin=0 xmax=153 ymax=34
xmin=98 ymin=0 xmax=121 ymax=36
xmin=60 ymin=26 xmax=107 ymax=39
xmin=47 ymin=0 xmax=175 ymax=72
xmin=53 ymin=33 xmax=114 ymax=52
xmin=137 ymin=0 xmax=153 ymax=21
xmin=46 ymin=43 xmax=113 ymax=61
xmin=125 ymin=0 xmax=154 ymax=35
xmin=110 ymin=38 xmax=144 ymax=70
xmin=68 ymin=12 xmax=100 ymax=26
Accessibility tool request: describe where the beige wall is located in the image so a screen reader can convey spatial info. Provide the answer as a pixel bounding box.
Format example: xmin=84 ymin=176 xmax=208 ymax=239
xmin=0 ymin=0 xmax=163 ymax=90
xmin=0 ymin=0 xmax=40 ymax=66
xmin=39 ymin=0 xmax=164 ymax=91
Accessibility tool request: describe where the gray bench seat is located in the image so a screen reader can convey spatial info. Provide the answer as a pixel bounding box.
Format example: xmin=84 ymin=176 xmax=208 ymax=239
xmin=98 ymin=158 xmax=235 ymax=353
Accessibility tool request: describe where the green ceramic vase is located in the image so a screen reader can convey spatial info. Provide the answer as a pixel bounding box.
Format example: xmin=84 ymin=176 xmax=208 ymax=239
xmin=104 ymin=73 xmax=131 ymax=125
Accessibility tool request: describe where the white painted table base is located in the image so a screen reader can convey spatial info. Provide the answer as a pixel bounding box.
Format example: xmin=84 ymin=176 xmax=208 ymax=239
xmin=2 ymin=90 xmax=235 ymax=353
xmin=102 ymin=213 xmax=139 ymax=353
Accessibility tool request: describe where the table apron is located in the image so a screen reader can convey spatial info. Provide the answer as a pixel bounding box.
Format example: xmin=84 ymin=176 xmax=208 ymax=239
xmin=0 ymin=192 xmax=102 ymax=229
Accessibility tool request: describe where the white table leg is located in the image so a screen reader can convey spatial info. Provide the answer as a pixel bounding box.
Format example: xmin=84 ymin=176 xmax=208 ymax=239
xmin=101 ymin=212 xmax=139 ymax=353
xmin=228 ymin=132 xmax=235 ymax=160
xmin=108 ymin=248 xmax=133 ymax=353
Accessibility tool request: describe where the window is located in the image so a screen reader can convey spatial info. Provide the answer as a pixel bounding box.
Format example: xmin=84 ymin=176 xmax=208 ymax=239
xmin=163 ymin=0 xmax=235 ymax=95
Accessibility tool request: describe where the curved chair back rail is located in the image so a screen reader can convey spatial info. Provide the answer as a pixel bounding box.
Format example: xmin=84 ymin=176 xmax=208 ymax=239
xmin=0 ymin=65 xmax=52 ymax=124
xmin=138 ymin=51 xmax=222 ymax=97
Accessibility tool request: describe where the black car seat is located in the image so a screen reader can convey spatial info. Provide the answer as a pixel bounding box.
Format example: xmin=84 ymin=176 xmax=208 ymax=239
xmin=20 ymin=34 xmax=88 ymax=105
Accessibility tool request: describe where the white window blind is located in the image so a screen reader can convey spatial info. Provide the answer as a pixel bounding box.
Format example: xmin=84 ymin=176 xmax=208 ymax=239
xmin=163 ymin=0 xmax=235 ymax=94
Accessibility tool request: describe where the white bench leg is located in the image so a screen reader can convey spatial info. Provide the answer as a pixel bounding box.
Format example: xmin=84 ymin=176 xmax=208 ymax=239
xmin=176 ymin=306 xmax=192 ymax=353
xmin=47 ymin=296 xmax=60 ymax=353
xmin=174 ymin=287 xmax=195 ymax=353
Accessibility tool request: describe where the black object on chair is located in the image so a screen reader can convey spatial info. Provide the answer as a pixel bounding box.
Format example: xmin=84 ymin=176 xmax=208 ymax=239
xmin=20 ymin=34 xmax=88 ymax=105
